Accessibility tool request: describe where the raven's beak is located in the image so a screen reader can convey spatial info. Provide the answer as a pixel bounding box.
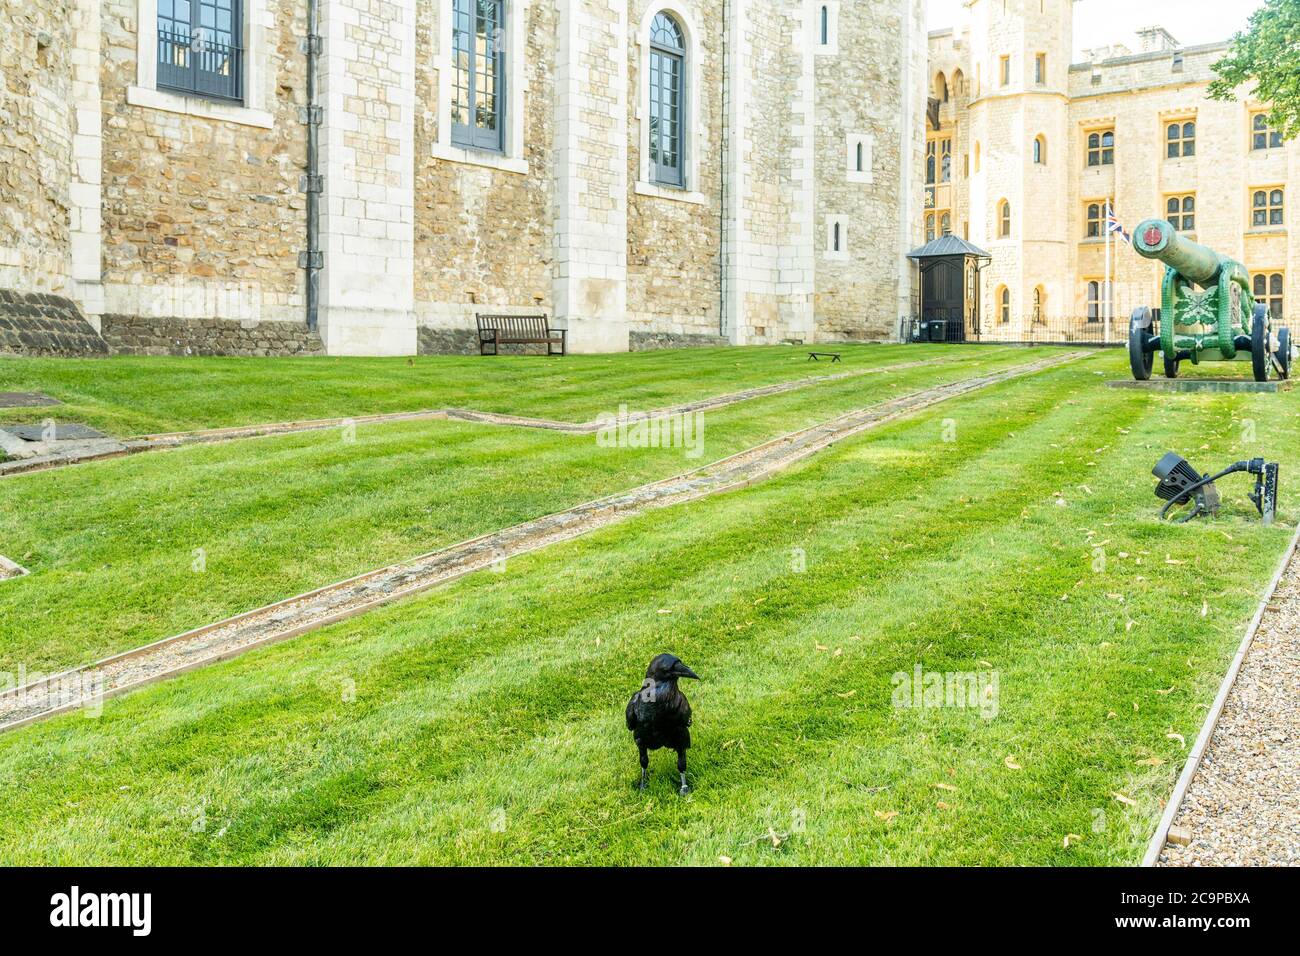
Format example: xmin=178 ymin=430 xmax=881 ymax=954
xmin=673 ymin=662 xmax=700 ymax=680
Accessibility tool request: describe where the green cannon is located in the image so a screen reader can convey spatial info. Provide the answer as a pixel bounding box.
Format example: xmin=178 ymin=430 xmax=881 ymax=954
xmin=1128 ymin=218 xmax=1290 ymax=381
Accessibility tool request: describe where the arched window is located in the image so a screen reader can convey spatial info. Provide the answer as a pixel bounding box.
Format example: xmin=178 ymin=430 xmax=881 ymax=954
xmin=925 ymin=213 xmax=936 ymax=242
xmin=648 ymin=12 xmax=686 ymax=187
xmin=1252 ymin=113 xmax=1283 ymax=151
xmin=1167 ymin=120 xmax=1195 ymax=158
xmin=819 ymin=4 xmax=830 ymax=46
xmin=1252 ymin=188 xmax=1285 ymax=227
xmin=1033 ymin=135 xmax=1046 ymax=164
xmin=926 ymin=141 xmax=936 ymax=185
xmin=833 ymin=221 xmax=842 ymax=252
xmin=953 ymin=69 xmax=965 ymax=99
xmin=1032 ymin=286 xmax=1044 ymax=324
xmin=856 ymin=141 xmax=865 ymax=172
xmin=1087 ymin=129 xmax=1114 ymax=166
xmin=1086 ymin=202 xmax=1102 ymax=238
xmin=1166 ymin=194 xmax=1194 ymax=231
xmin=974 ymin=141 xmax=981 ymax=173
xmin=998 ymin=199 xmax=1011 ymax=237
xmin=935 ymin=72 xmax=948 ymax=102
xmin=998 ymin=286 xmax=1011 ymax=324
xmin=451 ymin=0 xmax=507 ymax=151
xmin=940 ymin=212 xmax=951 ymax=236
xmin=1253 ymin=272 xmax=1284 ymax=319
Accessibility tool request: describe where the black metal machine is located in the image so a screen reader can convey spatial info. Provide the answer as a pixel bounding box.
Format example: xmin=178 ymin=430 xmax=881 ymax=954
xmin=1152 ymin=452 xmax=1278 ymax=525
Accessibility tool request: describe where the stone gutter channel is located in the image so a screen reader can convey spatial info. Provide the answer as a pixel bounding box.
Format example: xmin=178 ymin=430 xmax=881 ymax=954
xmin=0 ymin=352 xmax=1083 ymax=733
xmin=0 ymin=358 xmax=973 ymax=479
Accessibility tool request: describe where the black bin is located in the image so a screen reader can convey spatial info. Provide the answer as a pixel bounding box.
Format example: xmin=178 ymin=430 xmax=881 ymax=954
xmin=926 ymin=320 xmax=948 ymax=342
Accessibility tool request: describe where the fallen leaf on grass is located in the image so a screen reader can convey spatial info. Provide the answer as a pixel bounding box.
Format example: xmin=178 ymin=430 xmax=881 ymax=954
xmin=656 ymin=609 xmax=672 ymax=615
xmin=933 ymin=782 xmax=959 ymax=792
xmin=1063 ymin=833 xmax=1083 ymax=848
xmin=1136 ymin=757 xmax=1165 ymax=767
xmin=1167 ymin=732 xmax=1186 ymax=749
xmin=767 ymin=828 xmax=782 ymax=848
xmin=835 ymin=690 xmax=857 ymax=699
xmin=718 ymin=856 xmax=732 ymax=866
xmin=1156 ymin=686 xmax=1175 ymax=696
xmin=874 ymin=810 xmax=899 ymax=822
xmin=1112 ymin=792 xmax=1137 ymax=807
xmin=1004 ymin=756 xmax=1022 ymax=770
xmin=1165 ymin=556 xmax=1186 ymax=565
xmin=936 ymin=801 xmax=952 ymax=810
xmin=1201 ymin=600 xmax=1208 ymax=618
xmin=815 ymin=642 xmax=829 ymax=652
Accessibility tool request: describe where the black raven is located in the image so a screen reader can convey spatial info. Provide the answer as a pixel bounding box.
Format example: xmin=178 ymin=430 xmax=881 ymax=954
xmin=626 ymin=653 xmax=700 ymax=795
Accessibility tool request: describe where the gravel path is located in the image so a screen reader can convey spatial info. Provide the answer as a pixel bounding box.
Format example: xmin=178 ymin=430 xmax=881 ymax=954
xmin=1158 ymin=550 xmax=1300 ymax=866
xmin=0 ymin=351 xmax=1084 ymax=733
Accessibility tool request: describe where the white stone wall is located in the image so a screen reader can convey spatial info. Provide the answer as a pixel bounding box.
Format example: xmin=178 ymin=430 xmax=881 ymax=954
xmin=317 ymin=0 xmax=417 ymax=355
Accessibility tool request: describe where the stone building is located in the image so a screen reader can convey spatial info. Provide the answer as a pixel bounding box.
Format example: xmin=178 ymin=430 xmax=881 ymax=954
xmin=925 ymin=0 xmax=1298 ymax=340
xmin=0 ymin=0 xmax=926 ymax=357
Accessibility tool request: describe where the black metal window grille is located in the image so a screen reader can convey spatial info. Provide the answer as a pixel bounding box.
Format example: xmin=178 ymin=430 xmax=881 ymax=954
xmin=649 ymin=12 xmax=685 ymax=188
xmin=451 ymin=0 xmax=506 ymax=152
xmin=157 ymin=0 xmax=244 ymax=104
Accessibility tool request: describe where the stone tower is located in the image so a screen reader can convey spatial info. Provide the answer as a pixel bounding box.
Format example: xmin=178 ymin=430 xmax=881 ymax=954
xmin=965 ymin=0 xmax=1073 ymax=332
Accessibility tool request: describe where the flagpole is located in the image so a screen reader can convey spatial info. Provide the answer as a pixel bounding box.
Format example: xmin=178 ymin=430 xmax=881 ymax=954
xmin=1104 ymin=199 xmax=1112 ymax=344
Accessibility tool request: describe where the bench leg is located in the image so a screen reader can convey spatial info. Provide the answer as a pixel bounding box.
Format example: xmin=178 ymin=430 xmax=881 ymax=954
xmin=550 ymin=331 xmax=566 ymax=356
xmin=480 ymin=334 xmax=498 ymax=356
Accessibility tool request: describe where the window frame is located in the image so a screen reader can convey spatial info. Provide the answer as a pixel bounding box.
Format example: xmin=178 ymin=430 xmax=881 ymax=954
xmin=1034 ymin=53 xmax=1046 ymax=86
xmin=646 ymin=11 xmax=687 ymax=188
xmin=1084 ymin=280 xmax=1112 ymax=324
xmin=1086 ymin=129 xmax=1114 ymax=167
xmin=997 ymin=286 xmax=1011 ymax=324
xmin=450 ymin=0 xmax=507 ymax=153
xmin=1032 ymin=134 xmax=1046 ymax=165
xmin=1251 ymin=187 xmax=1285 ymax=228
xmin=155 ymin=0 xmax=245 ymax=105
xmin=1165 ymin=193 xmax=1195 ymax=232
xmin=1252 ymin=112 xmax=1284 ymax=151
xmin=1165 ymin=119 xmax=1195 ymax=159
xmin=999 ymin=55 xmax=1011 ymax=87
xmin=1085 ymin=202 xmax=1103 ymax=238
xmin=998 ymin=199 xmax=1011 ymax=238
xmin=1252 ymin=272 xmax=1284 ymax=320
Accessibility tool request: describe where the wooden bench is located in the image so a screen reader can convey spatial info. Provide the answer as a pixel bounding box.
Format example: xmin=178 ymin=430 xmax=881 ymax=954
xmin=476 ymin=314 xmax=566 ymax=356
xmin=807 ymin=351 xmax=841 ymax=363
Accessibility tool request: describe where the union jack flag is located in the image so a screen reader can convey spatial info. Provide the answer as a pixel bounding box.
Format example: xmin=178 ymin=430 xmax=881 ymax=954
xmin=1105 ymin=202 xmax=1131 ymax=243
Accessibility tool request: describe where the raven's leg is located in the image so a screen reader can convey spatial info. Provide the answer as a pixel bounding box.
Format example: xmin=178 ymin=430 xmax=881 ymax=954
xmin=676 ymin=749 xmax=689 ymax=796
xmin=637 ymin=745 xmax=649 ymax=791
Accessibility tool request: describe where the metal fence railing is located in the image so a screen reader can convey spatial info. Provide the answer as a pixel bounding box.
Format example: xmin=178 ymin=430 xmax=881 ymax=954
xmin=901 ymin=313 xmax=1292 ymax=349
xmin=901 ymin=314 xmax=1131 ymax=347
xmin=157 ymin=28 xmax=244 ymax=104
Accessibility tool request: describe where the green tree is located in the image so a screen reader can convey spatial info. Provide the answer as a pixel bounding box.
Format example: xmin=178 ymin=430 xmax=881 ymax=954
xmin=1209 ymin=0 xmax=1300 ymax=140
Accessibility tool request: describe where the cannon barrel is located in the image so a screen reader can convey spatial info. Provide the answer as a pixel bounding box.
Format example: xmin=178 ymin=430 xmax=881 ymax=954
xmin=1132 ymin=218 xmax=1223 ymax=286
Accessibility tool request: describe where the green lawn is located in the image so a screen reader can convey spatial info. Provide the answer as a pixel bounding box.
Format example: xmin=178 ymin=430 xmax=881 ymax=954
xmin=0 ymin=346 xmax=1047 ymax=673
xmin=0 ymin=343 xmax=970 ymax=436
xmin=1 ymin=346 xmax=1297 ymax=865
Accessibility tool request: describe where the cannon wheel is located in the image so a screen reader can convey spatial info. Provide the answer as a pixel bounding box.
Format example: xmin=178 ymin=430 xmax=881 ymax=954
xmin=1163 ymin=356 xmax=1180 ymax=378
xmin=1252 ymin=305 xmax=1271 ymax=382
xmin=1128 ymin=308 xmax=1154 ymax=380
xmin=1276 ymin=327 xmax=1291 ymax=380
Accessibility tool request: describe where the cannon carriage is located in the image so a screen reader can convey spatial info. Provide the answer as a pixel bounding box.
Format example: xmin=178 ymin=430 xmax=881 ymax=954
xmin=1128 ymin=219 xmax=1291 ymax=382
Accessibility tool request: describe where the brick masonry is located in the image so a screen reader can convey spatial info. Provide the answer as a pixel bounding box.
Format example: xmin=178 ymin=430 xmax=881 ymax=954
xmin=0 ymin=291 xmax=109 ymax=356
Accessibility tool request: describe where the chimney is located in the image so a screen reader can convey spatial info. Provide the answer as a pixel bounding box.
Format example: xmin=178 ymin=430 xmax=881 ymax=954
xmin=1136 ymin=25 xmax=1180 ymax=53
